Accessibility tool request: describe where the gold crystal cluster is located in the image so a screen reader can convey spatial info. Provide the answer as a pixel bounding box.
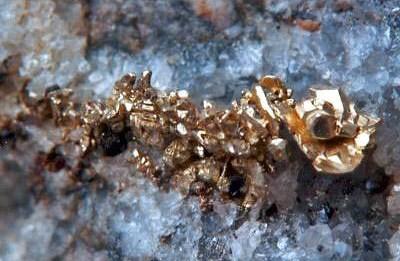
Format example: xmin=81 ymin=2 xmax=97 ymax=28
xmin=79 ymin=72 xmax=285 ymax=209
xmin=18 ymin=71 xmax=379 ymax=210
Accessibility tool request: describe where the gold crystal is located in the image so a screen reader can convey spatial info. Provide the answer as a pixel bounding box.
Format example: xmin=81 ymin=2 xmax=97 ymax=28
xmin=259 ymin=76 xmax=379 ymax=174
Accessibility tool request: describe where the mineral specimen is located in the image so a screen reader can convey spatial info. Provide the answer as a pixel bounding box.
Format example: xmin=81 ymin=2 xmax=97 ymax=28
xmin=0 ymin=1 xmax=398 ymax=260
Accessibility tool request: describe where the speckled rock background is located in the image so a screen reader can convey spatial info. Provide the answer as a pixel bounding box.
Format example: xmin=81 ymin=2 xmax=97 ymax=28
xmin=1 ymin=0 xmax=400 ymax=260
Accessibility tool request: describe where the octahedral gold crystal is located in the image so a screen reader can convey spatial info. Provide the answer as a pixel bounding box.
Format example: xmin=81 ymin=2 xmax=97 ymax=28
xmin=259 ymin=76 xmax=380 ymax=174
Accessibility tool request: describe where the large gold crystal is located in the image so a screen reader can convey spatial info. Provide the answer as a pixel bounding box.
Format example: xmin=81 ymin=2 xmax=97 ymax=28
xmin=259 ymin=76 xmax=379 ymax=174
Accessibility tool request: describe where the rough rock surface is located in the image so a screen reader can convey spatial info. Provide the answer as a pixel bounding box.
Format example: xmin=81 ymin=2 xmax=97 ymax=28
xmin=1 ymin=0 xmax=400 ymax=260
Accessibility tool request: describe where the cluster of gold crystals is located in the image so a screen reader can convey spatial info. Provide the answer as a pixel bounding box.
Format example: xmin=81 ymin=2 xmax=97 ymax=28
xmin=19 ymin=83 xmax=80 ymax=127
xmin=79 ymin=71 xmax=281 ymax=209
xmin=75 ymin=71 xmax=378 ymax=209
xmin=259 ymin=76 xmax=380 ymax=174
xmin=18 ymin=71 xmax=378 ymax=210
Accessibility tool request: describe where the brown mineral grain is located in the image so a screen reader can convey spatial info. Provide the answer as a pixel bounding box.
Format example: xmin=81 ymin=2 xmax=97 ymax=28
xmin=296 ymin=19 xmax=321 ymax=32
xmin=189 ymin=0 xmax=236 ymax=30
xmin=333 ymin=0 xmax=353 ymax=13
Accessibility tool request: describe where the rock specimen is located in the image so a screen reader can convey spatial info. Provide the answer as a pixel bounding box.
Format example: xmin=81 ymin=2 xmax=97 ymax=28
xmin=0 ymin=0 xmax=398 ymax=260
